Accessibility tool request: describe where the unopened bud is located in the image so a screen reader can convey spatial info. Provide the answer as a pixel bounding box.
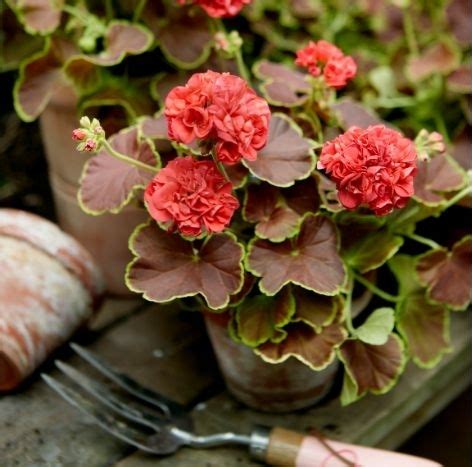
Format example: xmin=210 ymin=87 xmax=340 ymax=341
xmin=83 ymin=139 xmax=97 ymax=152
xmin=72 ymin=129 xmax=87 ymax=141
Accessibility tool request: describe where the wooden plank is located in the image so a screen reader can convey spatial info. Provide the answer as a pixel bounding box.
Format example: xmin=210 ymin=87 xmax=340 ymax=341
xmin=117 ymin=312 xmax=472 ymax=466
xmin=0 ymin=304 xmax=219 ymax=467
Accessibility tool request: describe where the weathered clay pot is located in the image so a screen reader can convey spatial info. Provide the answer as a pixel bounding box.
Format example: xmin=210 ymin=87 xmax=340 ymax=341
xmin=204 ymin=314 xmax=339 ymax=413
xmin=0 ymin=209 xmax=104 ymax=391
xmin=39 ymin=84 xmax=145 ymax=295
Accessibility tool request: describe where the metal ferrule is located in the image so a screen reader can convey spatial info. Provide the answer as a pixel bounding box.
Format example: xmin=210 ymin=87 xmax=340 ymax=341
xmin=249 ymin=425 xmax=271 ymax=462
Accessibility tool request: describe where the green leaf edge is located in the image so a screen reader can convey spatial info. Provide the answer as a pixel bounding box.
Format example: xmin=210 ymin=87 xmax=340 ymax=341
xmin=7 ymin=0 xmax=62 ymax=36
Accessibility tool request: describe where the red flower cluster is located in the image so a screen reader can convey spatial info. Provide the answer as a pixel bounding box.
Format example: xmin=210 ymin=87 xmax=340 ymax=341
xmin=165 ymin=71 xmax=270 ymax=165
xmin=295 ymin=40 xmax=357 ymax=89
xmin=318 ymin=125 xmax=417 ymax=216
xmin=145 ymin=156 xmax=239 ymax=236
xmin=177 ymin=0 xmax=251 ymax=18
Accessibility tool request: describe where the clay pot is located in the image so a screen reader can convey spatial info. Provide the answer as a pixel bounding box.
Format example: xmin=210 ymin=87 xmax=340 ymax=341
xmin=0 ymin=209 xmax=104 ymax=391
xmin=39 ymin=83 xmax=145 ymax=295
xmin=204 ymin=314 xmax=339 ymax=413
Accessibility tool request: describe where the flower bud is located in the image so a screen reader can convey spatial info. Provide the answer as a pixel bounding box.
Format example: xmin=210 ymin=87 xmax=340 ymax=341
xmin=72 ymin=129 xmax=86 ymax=141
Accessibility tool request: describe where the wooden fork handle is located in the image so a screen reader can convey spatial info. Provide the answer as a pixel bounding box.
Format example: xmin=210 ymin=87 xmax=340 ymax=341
xmin=251 ymin=426 xmax=442 ymax=467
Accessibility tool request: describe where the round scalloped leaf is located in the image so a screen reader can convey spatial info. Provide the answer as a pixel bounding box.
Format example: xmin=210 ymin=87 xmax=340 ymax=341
xmin=447 ymin=0 xmax=471 ymax=47
xmin=247 ymin=213 xmax=346 ymax=296
xmin=244 ymin=113 xmax=316 ymax=188
xmin=126 ymin=223 xmax=244 ymax=310
xmin=389 ymin=254 xmax=422 ymax=297
xmin=13 ymin=37 xmax=77 ymax=121
xmin=339 ymin=334 xmax=406 ymax=400
xmin=413 ymin=154 xmax=466 ymax=206
xmin=253 ymin=60 xmax=311 ymax=107
xmin=256 ymin=322 xmax=347 ymax=371
xmin=138 ymin=112 xmax=173 ymax=154
xmin=354 ymin=307 xmax=395 ymax=346
xmin=317 ymin=173 xmax=344 ymax=212
xmin=64 ymin=21 xmax=154 ymax=92
xmin=406 ymin=41 xmax=461 ymax=83
xmin=397 ymin=291 xmax=450 ymax=368
xmin=331 ymin=98 xmax=384 ymax=130
xmin=78 ymin=127 xmax=160 ymax=215
xmin=343 ymin=229 xmax=404 ymax=273
xmin=156 ymin=8 xmax=212 ymax=69
xmin=446 ymin=65 xmax=472 ymax=94
xmin=292 ymin=287 xmax=342 ymax=332
xmin=225 ymin=163 xmax=249 ymax=190
xmin=7 ymin=0 xmax=63 ymax=35
xmin=416 ymin=236 xmax=472 ymax=310
xmin=235 ymin=287 xmax=295 ymax=347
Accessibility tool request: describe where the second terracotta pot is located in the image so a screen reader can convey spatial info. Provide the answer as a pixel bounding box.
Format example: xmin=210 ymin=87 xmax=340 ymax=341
xmin=204 ymin=314 xmax=338 ymax=413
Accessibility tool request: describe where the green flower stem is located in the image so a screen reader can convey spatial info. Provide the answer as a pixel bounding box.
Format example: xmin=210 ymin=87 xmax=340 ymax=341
xmin=62 ymin=4 xmax=90 ymax=23
xmin=353 ymin=272 xmax=401 ymax=304
xmin=403 ymin=8 xmax=419 ymax=57
xmin=405 ymin=232 xmax=441 ymax=250
xmin=234 ymin=47 xmax=251 ymax=83
xmin=210 ymin=150 xmax=230 ymax=181
xmin=344 ymin=275 xmax=356 ymax=335
xmin=442 ymin=184 xmax=472 ymax=210
xmin=105 ymin=0 xmax=114 ymax=21
xmin=102 ymin=140 xmax=158 ymax=173
xmin=133 ymin=0 xmax=148 ymax=22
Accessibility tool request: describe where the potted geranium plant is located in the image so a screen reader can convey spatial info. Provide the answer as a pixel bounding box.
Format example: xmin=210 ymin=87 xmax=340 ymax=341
xmin=70 ymin=2 xmax=472 ymax=410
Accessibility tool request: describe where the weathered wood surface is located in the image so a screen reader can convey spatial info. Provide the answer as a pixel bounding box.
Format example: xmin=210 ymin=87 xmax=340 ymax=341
xmin=0 ymin=300 xmax=470 ymax=467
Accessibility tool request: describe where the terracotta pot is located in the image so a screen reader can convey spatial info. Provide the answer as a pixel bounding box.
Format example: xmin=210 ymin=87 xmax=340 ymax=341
xmin=0 ymin=209 xmax=104 ymax=391
xmin=204 ymin=314 xmax=339 ymax=413
xmin=39 ymin=84 xmax=145 ymax=295
xmin=50 ymin=173 xmax=147 ymax=296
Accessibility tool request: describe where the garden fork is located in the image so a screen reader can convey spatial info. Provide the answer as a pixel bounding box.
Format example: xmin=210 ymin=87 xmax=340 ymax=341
xmin=42 ymin=343 xmax=441 ymax=466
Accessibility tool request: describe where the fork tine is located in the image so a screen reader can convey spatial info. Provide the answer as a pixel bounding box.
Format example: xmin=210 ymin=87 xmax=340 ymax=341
xmin=70 ymin=343 xmax=184 ymax=418
xmin=41 ymin=373 xmax=163 ymax=454
xmin=55 ymin=360 xmax=166 ymax=432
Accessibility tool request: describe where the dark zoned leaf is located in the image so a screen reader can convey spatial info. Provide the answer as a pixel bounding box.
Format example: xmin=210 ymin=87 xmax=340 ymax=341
xmin=406 ymin=42 xmax=460 ymax=82
xmin=244 ymin=113 xmax=316 ymax=187
xmin=126 ymin=223 xmax=244 ymax=309
xmin=397 ymin=291 xmax=450 ymax=368
xmin=413 ymin=154 xmax=466 ymax=206
xmin=247 ymin=213 xmax=346 ymax=295
xmin=331 ymin=98 xmax=384 ymax=130
xmin=447 ymin=0 xmax=471 ymax=46
xmin=446 ymin=65 xmax=472 ymax=94
xmin=254 ymin=60 xmax=311 ymax=107
xmin=14 ymin=37 xmax=77 ymax=121
xmin=64 ymin=21 xmax=153 ymax=91
xmin=416 ymin=236 xmax=472 ymax=310
xmin=235 ymin=288 xmax=295 ymax=347
xmin=256 ymin=322 xmax=347 ymax=370
xmin=79 ymin=127 xmax=159 ymax=214
xmin=8 ymin=0 xmax=63 ymax=35
xmin=339 ymin=334 xmax=406 ymax=398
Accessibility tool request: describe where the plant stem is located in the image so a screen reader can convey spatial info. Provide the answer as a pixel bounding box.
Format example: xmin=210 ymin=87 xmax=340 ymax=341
xmin=133 ymin=0 xmax=147 ymax=22
xmin=235 ymin=48 xmax=251 ymax=84
xmin=403 ymin=8 xmax=419 ymax=57
xmin=344 ymin=275 xmax=356 ymax=335
xmin=210 ymin=149 xmax=230 ymax=181
xmin=102 ymin=140 xmax=158 ymax=173
xmin=353 ymin=272 xmax=400 ymax=303
xmin=62 ymin=4 xmax=90 ymax=23
xmin=105 ymin=0 xmax=114 ymax=21
xmin=442 ymin=184 xmax=472 ymax=210
xmin=405 ymin=232 xmax=441 ymax=250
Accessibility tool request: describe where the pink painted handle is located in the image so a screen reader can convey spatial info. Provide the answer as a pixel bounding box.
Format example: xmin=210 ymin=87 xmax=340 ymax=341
xmin=295 ymin=435 xmax=442 ymax=467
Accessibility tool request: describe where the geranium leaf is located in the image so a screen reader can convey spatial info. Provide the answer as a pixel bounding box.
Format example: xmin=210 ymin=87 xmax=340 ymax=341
xmin=293 ymin=287 xmax=343 ymax=332
xmin=452 ymin=127 xmax=472 ymax=171
xmin=354 ymin=307 xmax=395 ymax=345
xmin=13 ymin=36 xmax=77 ymax=121
xmin=156 ymin=7 xmax=212 ymax=69
xmin=78 ymin=127 xmax=160 ymax=215
xmin=397 ymin=291 xmax=450 ymax=368
xmin=253 ymin=60 xmax=311 ymax=107
xmin=64 ymin=21 xmax=154 ymax=91
xmin=413 ymin=154 xmax=466 ymax=206
xmin=225 ymin=163 xmax=249 ymax=189
xmin=416 ymin=236 xmax=472 ymax=310
xmin=137 ymin=112 xmax=173 ymax=154
xmin=339 ymin=334 xmax=406 ymax=400
xmin=331 ymin=98 xmax=384 ymax=130
xmin=446 ymin=65 xmax=472 ymax=94
xmin=340 ymin=371 xmax=359 ymax=406
xmin=227 ymin=273 xmax=256 ymax=308
xmin=126 ymin=223 xmax=245 ymax=310
xmin=446 ymin=0 xmax=471 ymax=47
xmin=247 ymin=213 xmax=347 ymax=296
xmin=244 ymin=113 xmax=316 ymax=187
xmin=343 ymin=229 xmax=404 ymax=273
xmin=150 ymin=72 xmax=190 ymax=104
xmin=235 ymin=287 xmax=295 ymax=347
xmin=317 ymin=173 xmax=344 ymax=212
xmin=7 ymin=0 xmax=63 ymax=35
xmin=284 ymin=175 xmax=321 ymax=214
xmin=406 ymin=41 xmax=461 ymax=83
xmin=256 ymin=322 xmax=347 ymax=371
